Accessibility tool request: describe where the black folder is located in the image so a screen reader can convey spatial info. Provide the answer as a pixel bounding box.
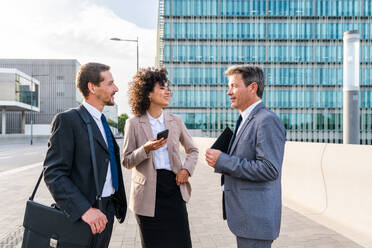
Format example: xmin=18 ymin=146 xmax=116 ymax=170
xmin=211 ymin=127 xmax=233 ymax=153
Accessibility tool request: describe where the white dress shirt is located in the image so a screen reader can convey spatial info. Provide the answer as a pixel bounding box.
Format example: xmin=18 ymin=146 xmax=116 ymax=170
xmin=237 ymin=100 xmax=262 ymax=136
xmin=147 ymin=111 xmax=172 ymax=171
xmin=82 ymin=101 xmax=115 ymax=197
xmin=221 ymin=100 xmax=262 ymax=191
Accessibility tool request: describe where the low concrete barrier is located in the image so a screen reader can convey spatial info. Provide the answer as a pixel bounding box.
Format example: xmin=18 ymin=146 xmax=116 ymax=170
xmin=283 ymin=142 xmax=372 ymax=247
xmin=193 ymin=138 xmax=372 ymax=247
xmin=0 ymin=134 xmax=48 ymax=145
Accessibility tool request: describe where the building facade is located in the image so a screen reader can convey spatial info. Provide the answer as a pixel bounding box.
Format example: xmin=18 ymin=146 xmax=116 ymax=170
xmin=0 ymin=59 xmax=81 ymax=134
xmin=0 ymin=59 xmax=120 ymax=135
xmin=0 ymin=68 xmax=40 ymax=134
xmin=157 ymin=0 xmax=372 ymax=144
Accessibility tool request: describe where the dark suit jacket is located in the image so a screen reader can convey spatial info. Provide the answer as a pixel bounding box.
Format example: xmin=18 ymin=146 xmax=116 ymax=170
xmin=44 ymin=105 xmax=127 ymax=223
xmin=215 ymin=102 xmax=286 ymax=240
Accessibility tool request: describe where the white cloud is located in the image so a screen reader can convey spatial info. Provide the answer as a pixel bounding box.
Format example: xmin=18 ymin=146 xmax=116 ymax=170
xmin=0 ymin=0 xmax=157 ymax=115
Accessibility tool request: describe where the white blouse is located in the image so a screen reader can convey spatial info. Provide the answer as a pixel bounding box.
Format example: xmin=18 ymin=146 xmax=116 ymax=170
xmin=147 ymin=111 xmax=172 ymax=171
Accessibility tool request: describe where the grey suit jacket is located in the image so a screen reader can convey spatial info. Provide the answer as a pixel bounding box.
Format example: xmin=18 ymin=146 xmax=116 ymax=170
xmin=215 ymin=102 xmax=286 ymax=240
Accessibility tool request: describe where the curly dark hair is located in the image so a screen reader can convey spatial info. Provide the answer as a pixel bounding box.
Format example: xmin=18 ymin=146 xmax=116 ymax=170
xmin=128 ymin=67 xmax=168 ymax=116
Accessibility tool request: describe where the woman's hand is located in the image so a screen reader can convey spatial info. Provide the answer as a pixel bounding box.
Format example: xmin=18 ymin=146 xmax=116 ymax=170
xmin=176 ymin=169 xmax=190 ymax=186
xmin=143 ymin=138 xmax=167 ymax=153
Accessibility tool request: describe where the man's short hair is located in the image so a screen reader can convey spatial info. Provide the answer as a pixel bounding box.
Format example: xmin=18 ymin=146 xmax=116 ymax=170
xmin=225 ymin=65 xmax=265 ymax=98
xmin=76 ymin=62 xmax=110 ymax=98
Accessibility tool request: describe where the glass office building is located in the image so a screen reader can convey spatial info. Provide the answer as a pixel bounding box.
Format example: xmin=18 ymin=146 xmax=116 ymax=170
xmin=156 ymin=0 xmax=372 ymax=143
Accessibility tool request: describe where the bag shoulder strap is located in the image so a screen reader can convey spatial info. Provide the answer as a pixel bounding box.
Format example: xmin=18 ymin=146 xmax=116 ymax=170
xmin=30 ymin=108 xmax=103 ymax=210
xmin=78 ymin=108 xmax=103 ymax=209
xmin=29 ymin=168 xmax=44 ymax=201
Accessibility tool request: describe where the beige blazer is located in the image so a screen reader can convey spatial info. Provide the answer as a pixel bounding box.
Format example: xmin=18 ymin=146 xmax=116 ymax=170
xmin=122 ymin=111 xmax=199 ymax=217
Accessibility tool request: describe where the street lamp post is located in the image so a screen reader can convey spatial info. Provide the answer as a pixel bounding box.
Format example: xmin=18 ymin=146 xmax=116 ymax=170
xmin=29 ymin=79 xmax=35 ymax=145
xmin=110 ymin=37 xmax=139 ymax=71
xmin=343 ymin=30 xmax=360 ymax=144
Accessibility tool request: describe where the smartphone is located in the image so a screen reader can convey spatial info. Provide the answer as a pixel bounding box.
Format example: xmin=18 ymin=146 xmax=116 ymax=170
xmin=157 ymin=129 xmax=169 ymax=140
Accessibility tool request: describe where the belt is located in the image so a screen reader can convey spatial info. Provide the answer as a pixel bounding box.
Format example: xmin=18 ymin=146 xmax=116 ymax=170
xmin=101 ymin=195 xmax=114 ymax=203
xmin=102 ymin=194 xmax=114 ymax=199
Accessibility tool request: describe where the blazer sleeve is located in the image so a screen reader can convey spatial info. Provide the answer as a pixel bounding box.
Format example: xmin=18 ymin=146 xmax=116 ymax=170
xmin=122 ymin=118 xmax=150 ymax=169
xmin=215 ymin=114 xmax=286 ymax=182
xmin=178 ymin=116 xmax=199 ymax=176
xmin=43 ymin=113 xmax=91 ymax=222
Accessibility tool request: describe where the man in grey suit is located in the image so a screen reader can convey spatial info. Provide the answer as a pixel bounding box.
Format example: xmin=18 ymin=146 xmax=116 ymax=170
xmin=206 ymin=65 xmax=286 ymax=248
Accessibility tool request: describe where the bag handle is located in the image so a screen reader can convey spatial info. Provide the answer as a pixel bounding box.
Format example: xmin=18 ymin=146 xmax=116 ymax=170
xmin=29 ymin=108 xmax=103 ymax=210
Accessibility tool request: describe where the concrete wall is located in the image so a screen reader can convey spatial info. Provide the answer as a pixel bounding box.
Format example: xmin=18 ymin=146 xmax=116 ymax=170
xmin=0 ymin=134 xmax=48 ymax=145
xmin=25 ymin=124 xmax=50 ymax=135
xmin=192 ymin=138 xmax=372 ymax=247
xmin=0 ymin=78 xmax=16 ymax=101
xmin=283 ymin=142 xmax=372 ymax=247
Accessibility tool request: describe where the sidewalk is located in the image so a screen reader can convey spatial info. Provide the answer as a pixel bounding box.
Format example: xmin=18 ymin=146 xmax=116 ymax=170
xmin=0 ymin=159 xmax=364 ymax=248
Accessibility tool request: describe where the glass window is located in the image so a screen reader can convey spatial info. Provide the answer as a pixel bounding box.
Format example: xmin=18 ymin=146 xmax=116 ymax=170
xmin=164 ymin=23 xmax=171 ymax=38
xmin=164 ymin=0 xmax=171 ymax=15
xmin=364 ymin=0 xmax=372 ymax=16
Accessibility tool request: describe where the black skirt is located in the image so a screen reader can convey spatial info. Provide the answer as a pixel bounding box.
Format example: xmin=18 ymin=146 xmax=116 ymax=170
xmin=136 ymin=169 xmax=192 ymax=248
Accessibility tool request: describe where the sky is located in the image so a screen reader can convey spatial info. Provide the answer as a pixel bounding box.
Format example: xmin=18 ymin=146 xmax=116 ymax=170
xmin=0 ymin=0 xmax=159 ymax=115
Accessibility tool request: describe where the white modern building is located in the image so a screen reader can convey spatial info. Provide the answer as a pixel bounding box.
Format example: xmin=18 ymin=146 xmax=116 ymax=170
xmin=0 ymin=68 xmax=40 ymax=135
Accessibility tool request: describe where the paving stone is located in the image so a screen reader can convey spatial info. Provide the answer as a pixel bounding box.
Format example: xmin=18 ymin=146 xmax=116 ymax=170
xmin=0 ymin=149 xmax=365 ymax=248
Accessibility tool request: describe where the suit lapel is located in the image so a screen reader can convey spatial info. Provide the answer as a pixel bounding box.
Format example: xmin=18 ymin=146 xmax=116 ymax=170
xmin=229 ymin=102 xmax=264 ymax=155
xmin=78 ymin=105 xmax=109 ymax=155
xmin=139 ymin=115 xmax=153 ymax=141
xmin=139 ymin=114 xmax=155 ymax=169
xmin=163 ymin=111 xmax=174 ymax=131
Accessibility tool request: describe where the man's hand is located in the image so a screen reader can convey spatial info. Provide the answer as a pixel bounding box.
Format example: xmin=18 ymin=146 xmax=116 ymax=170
xmin=81 ymin=207 xmax=108 ymax=234
xmin=205 ymin=148 xmax=222 ymax=168
xmin=176 ymin=169 xmax=190 ymax=186
xmin=144 ymin=138 xmax=168 ymax=153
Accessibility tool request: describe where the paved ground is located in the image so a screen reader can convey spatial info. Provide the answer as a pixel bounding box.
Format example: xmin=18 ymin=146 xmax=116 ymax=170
xmin=0 ymin=143 xmax=47 ymax=172
xmin=0 ymin=144 xmax=365 ymax=248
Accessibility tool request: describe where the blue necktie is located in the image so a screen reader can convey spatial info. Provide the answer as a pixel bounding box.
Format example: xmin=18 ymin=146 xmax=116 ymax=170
xmin=101 ymin=114 xmax=119 ymax=191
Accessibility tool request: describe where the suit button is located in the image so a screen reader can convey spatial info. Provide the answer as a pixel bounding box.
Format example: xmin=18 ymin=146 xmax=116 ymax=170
xmin=105 ymin=158 xmax=109 ymax=163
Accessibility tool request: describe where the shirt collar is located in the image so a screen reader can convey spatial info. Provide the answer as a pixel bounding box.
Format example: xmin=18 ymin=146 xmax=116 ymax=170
xmin=147 ymin=111 xmax=164 ymax=125
xmin=82 ymin=101 xmax=102 ymax=121
xmin=240 ymin=100 xmax=262 ymax=123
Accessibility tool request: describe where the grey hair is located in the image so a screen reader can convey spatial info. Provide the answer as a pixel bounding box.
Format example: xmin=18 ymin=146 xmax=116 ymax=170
xmin=225 ymin=65 xmax=264 ymax=98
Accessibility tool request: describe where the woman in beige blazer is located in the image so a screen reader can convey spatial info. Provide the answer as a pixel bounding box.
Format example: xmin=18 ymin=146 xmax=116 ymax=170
xmin=122 ymin=67 xmax=198 ymax=248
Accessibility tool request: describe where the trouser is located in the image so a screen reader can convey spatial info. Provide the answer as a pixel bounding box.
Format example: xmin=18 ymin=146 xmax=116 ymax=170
xmin=91 ymin=195 xmax=115 ymax=248
xmin=236 ymin=237 xmax=273 ymax=248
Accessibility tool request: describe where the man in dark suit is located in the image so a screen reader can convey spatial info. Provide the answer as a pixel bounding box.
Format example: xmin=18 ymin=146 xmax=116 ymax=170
xmin=206 ymin=65 xmax=286 ymax=248
xmin=44 ymin=62 xmax=127 ymax=247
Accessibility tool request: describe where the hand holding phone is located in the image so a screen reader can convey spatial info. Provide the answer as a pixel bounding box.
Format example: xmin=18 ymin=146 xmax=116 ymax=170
xmin=157 ymin=129 xmax=169 ymax=140
xmin=144 ymin=130 xmax=169 ymax=153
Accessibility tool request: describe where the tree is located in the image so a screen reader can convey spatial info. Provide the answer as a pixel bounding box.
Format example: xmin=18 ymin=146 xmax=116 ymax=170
xmin=118 ymin=113 xmax=129 ymax=134
xmin=107 ymin=119 xmax=118 ymax=129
